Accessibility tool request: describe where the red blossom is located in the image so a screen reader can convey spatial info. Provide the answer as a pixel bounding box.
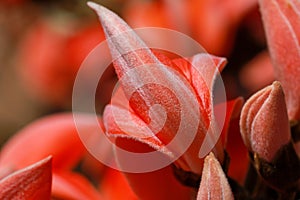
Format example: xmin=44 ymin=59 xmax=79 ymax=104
xmin=88 ymin=2 xmax=227 ymax=175
xmin=0 ymin=113 xmax=103 ymax=199
xmin=17 ymin=19 xmax=105 ymax=107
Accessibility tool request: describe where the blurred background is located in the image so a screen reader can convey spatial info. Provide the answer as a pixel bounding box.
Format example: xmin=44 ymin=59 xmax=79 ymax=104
xmin=0 ymin=0 xmax=273 ymax=148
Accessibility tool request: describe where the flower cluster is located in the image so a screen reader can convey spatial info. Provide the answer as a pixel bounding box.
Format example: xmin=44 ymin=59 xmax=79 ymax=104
xmin=0 ymin=0 xmax=299 ymax=199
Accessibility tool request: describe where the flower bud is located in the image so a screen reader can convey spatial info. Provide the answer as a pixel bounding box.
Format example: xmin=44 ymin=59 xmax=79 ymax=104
xmin=197 ymin=152 xmax=233 ymax=200
xmin=240 ymin=81 xmax=291 ymax=162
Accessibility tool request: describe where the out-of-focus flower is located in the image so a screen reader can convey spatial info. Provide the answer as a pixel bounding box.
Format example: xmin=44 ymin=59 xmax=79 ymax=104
xmin=259 ymin=0 xmax=300 ymax=120
xmin=17 ymin=18 xmax=105 ymax=107
xmin=123 ymin=0 xmax=257 ymax=56
xmin=240 ymin=81 xmax=290 ymax=162
xmin=0 ymin=114 xmax=87 ymax=170
xmin=0 ymin=0 xmax=25 ymax=6
xmin=0 ymin=114 xmax=103 ymax=199
xmin=0 ymin=156 xmax=52 ymax=200
xmin=197 ymin=152 xmax=234 ymax=200
xmin=239 ymin=51 xmax=274 ymax=94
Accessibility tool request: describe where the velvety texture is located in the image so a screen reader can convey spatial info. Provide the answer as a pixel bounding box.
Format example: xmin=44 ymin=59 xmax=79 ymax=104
xmin=197 ymin=153 xmax=233 ymax=200
xmin=240 ymin=82 xmax=291 ymax=162
xmin=0 ymin=156 xmax=52 ymax=200
xmin=259 ymin=0 xmax=300 ymax=120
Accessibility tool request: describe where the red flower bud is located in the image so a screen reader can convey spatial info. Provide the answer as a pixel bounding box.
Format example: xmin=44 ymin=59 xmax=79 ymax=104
xmin=197 ymin=152 xmax=233 ymax=200
xmin=240 ymin=81 xmax=291 ymax=162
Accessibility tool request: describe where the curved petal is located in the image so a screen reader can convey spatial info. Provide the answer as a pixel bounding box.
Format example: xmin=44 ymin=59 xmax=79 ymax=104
xmin=52 ymin=171 xmax=103 ymax=200
xmin=0 ymin=156 xmax=52 ymax=200
xmin=103 ymin=104 xmax=173 ymax=157
xmin=259 ymin=0 xmax=300 ymax=120
xmin=0 ymin=113 xmax=94 ymax=171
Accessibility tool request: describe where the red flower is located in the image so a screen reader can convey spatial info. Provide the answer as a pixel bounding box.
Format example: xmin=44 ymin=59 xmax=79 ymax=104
xmin=0 ymin=114 xmax=103 ymax=199
xmin=259 ymin=0 xmax=300 ymax=120
xmin=17 ymin=18 xmax=105 ymax=107
xmin=89 ymin=2 xmax=226 ymax=174
xmin=88 ymin=3 xmax=243 ymax=199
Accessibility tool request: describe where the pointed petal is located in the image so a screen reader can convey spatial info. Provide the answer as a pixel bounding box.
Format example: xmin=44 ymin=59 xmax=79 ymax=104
xmin=88 ymin=2 xmax=160 ymax=78
xmin=197 ymin=153 xmax=233 ymax=200
xmin=0 ymin=114 xmax=94 ymax=171
xmin=259 ymin=0 xmax=300 ymax=120
xmin=52 ymin=171 xmax=103 ymax=200
xmin=240 ymin=82 xmax=291 ymax=162
xmin=0 ymin=156 xmax=52 ymax=200
xmin=90 ymin=3 xmax=207 ymax=172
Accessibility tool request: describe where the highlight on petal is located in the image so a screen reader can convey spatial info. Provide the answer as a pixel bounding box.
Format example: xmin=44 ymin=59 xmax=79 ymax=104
xmin=259 ymin=0 xmax=300 ymax=120
xmin=240 ymin=81 xmax=291 ymax=162
xmin=197 ymin=152 xmax=233 ymax=200
xmin=52 ymin=171 xmax=103 ymax=200
xmin=0 ymin=156 xmax=52 ymax=200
